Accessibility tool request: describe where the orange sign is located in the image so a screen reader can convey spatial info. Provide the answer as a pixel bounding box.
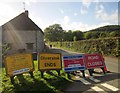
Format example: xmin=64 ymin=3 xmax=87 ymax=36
xmin=38 ymin=53 xmax=62 ymax=70
xmin=4 ymin=53 xmax=34 ymax=77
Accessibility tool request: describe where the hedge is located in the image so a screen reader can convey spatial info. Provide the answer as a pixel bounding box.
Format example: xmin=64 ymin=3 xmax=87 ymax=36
xmin=49 ymin=37 xmax=120 ymax=57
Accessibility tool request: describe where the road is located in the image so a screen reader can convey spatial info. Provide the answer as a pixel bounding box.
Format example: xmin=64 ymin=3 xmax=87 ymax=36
xmin=49 ymin=48 xmax=120 ymax=93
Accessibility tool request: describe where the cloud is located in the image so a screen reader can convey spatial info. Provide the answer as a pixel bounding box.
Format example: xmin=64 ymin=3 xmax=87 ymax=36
xmin=59 ymin=9 xmax=64 ymax=14
xmin=80 ymin=0 xmax=93 ymax=15
xmin=80 ymin=6 xmax=88 ymax=14
xmin=81 ymin=0 xmax=101 ymax=15
xmin=0 ymin=3 xmax=22 ymax=26
xmin=63 ymin=16 xmax=70 ymax=25
xmin=96 ymin=4 xmax=118 ymax=23
xmin=74 ymin=13 xmax=78 ymax=16
xmin=82 ymin=0 xmax=92 ymax=8
xmin=61 ymin=21 xmax=112 ymax=31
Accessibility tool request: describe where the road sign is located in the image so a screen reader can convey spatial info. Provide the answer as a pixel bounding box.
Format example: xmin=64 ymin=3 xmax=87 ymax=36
xmin=4 ymin=53 xmax=34 ymax=77
xmin=84 ymin=53 xmax=105 ymax=69
xmin=38 ymin=53 xmax=62 ymax=70
xmin=63 ymin=55 xmax=85 ymax=72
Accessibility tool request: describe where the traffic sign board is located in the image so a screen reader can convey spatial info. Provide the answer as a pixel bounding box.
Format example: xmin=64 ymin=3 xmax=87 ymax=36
xmin=63 ymin=55 xmax=85 ymax=72
xmin=84 ymin=53 xmax=105 ymax=69
xmin=4 ymin=53 xmax=34 ymax=77
xmin=38 ymin=53 xmax=62 ymax=70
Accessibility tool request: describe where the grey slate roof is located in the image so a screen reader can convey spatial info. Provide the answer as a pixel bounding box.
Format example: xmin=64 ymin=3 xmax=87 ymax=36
xmin=2 ymin=11 xmax=44 ymax=34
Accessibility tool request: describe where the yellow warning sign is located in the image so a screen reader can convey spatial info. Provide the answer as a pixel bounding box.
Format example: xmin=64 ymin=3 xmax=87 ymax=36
xmin=38 ymin=53 xmax=62 ymax=70
xmin=4 ymin=53 xmax=34 ymax=77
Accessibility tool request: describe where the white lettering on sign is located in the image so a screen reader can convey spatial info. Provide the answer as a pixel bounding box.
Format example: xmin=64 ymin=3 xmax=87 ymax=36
xmin=88 ymin=56 xmax=99 ymax=60
xmin=13 ymin=68 xmax=30 ymax=75
xmin=68 ymin=64 xmax=81 ymax=67
xmin=88 ymin=61 xmax=102 ymax=66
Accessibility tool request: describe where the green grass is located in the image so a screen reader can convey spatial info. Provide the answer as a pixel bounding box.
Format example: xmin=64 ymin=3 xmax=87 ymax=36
xmin=1 ymin=61 xmax=72 ymax=93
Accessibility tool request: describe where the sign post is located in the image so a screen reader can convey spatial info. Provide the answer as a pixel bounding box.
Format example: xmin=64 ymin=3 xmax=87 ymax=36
xmin=4 ymin=53 xmax=34 ymax=84
xmin=38 ymin=53 xmax=62 ymax=77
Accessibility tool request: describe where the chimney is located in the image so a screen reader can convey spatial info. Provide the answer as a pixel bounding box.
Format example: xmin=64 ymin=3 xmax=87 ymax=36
xmin=25 ymin=10 xmax=28 ymax=17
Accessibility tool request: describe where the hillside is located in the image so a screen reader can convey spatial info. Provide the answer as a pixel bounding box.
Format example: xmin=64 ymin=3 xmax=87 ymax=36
xmin=85 ymin=25 xmax=120 ymax=33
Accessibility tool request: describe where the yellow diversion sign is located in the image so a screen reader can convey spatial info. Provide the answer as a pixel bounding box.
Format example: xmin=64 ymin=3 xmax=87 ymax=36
xmin=38 ymin=53 xmax=62 ymax=70
xmin=4 ymin=53 xmax=34 ymax=77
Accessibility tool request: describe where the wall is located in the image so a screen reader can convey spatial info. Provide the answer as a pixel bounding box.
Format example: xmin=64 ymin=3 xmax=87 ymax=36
xmin=37 ymin=30 xmax=44 ymax=52
xmin=3 ymin=30 xmax=44 ymax=54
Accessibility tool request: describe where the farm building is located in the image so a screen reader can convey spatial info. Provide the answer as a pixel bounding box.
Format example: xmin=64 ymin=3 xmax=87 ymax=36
xmin=1 ymin=10 xmax=44 ymax=55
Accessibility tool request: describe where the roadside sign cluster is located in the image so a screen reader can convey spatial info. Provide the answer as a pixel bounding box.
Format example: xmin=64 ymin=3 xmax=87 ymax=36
xmin=4 ymin=52 xmax=106 ymax=84
xmin=63 ymin=53 xmax=105 ymax=72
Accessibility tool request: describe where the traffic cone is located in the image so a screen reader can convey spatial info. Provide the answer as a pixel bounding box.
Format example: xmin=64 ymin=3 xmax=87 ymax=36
xmin=104 ymin=65 xmax=110 ymax=73
xmin=102 ymin=56 xmax=110 ymax=73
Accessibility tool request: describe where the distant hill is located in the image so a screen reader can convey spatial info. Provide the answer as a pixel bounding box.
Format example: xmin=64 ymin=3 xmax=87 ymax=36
xmin=85 ymin=25 xmax=120 ymax=33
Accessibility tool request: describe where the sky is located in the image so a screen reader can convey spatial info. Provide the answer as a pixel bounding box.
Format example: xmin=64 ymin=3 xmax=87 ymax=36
xmin=0 ymin=0 xmax=119 ymax=32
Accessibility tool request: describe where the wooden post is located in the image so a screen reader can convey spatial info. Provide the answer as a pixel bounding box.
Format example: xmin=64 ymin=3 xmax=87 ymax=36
xmin=67 ymin=72 xmax=71 ymax=79
xmin=29 ymin=71 xmax=34 ymax=78
xmin=10 ymin=76 xmax=15 ymax=84
xmin=41 ymin=71 xmax=44 ymax=78
xmin=101 ymin=67 xmax=106 ymax=74
xmin=81 ymin=70 xmax=85 ymax=78
xmin=57 ymin=70 xmax=60 ymax=76
xmin=88 ymin=69 xmax=93 ymax=76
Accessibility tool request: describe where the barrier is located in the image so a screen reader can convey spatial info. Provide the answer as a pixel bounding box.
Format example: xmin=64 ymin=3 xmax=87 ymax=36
xmin=38 ymin=53 xmax=62 ymax=78
xmin=63 ymin=54 xmax=85 ymax=78
xmin=84 ymin=53 xmax=106 ymax=76
xmin=4 ymin=53 xmax=34 ymax=84
xmin=63 ymin=54 xmax=85 ymax=72
xmin=4 ymin=52 xmax=108 ymax=83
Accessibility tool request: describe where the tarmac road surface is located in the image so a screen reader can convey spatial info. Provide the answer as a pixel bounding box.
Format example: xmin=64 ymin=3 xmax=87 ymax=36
xmin=49 ymin=48 xmax=120 ymax=93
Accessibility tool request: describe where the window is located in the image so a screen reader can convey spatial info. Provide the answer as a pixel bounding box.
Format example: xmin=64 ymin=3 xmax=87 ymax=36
xmin=26 ymin=43 xmax=34 ymax=50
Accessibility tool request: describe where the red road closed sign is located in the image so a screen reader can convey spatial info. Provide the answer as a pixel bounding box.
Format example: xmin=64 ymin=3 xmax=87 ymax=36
xmin=84 ymin=53 xmax=105 ymax=69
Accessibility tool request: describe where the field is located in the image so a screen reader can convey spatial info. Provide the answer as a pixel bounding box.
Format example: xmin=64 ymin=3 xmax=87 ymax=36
xmin=1 ymin=61 xmax=72 ymax=93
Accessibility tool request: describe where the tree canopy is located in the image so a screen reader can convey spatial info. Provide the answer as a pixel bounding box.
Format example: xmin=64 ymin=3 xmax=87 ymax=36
xmin=44 ymin=24 xmax=120 ymax=42
xmin=44 ymin=24 xmax=64 ymax=42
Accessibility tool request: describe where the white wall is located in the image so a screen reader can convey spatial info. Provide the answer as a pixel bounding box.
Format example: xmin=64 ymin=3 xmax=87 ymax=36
xmin=0 ymin=26 xmax=2 ymax=66
xmin=0 ymin=26 xmax=2 ymax=92
xmin=37 ymin=30 xmax=44 ymax=52
xmin=3 ymin=30 xmax=44 ymax=54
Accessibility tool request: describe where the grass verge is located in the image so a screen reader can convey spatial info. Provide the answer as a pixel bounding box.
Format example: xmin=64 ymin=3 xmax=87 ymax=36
xmin=1 ymin=61 xmax=72 ymax=93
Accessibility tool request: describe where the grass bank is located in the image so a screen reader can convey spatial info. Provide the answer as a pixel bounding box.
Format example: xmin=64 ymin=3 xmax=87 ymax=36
xmin=1 ymin=61 xmax=72 ymax=93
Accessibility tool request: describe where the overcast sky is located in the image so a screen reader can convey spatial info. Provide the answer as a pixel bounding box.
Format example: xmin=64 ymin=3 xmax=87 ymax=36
xmin=0 ymin=0 xmax=119 ymax=32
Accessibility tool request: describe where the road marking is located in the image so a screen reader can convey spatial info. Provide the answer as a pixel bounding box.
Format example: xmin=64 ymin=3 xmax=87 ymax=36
xmin=75 ymin=76 xmax=91 ymax=85
xmin=101 ymin=83 xmax=119 ymax=91
xmin=91 ymin=86 xmax=107 ymax=93
xmin=89 ymin=76 xmax=101 ymax=83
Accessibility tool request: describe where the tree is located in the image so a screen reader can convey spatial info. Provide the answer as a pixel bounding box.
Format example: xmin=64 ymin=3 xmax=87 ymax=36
xmin=72 ymin=30 xmax=84 ymax=40
xmin=84 ymin=32 xmax=92 ymax=39
xmin=44 ymin=24 xmax=64 ymax=42
xmin=100 ymin=32 xmax=107 ymax=38
xmin=73 ymin=36 xmax=77 ymax=41
xmin=63 ymin=30 xmax=73 ymax=41
xmin=91 ymin=32 xmax=100 ymax=39
xmin=109 ymin=31 xmax=120 ymax=37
